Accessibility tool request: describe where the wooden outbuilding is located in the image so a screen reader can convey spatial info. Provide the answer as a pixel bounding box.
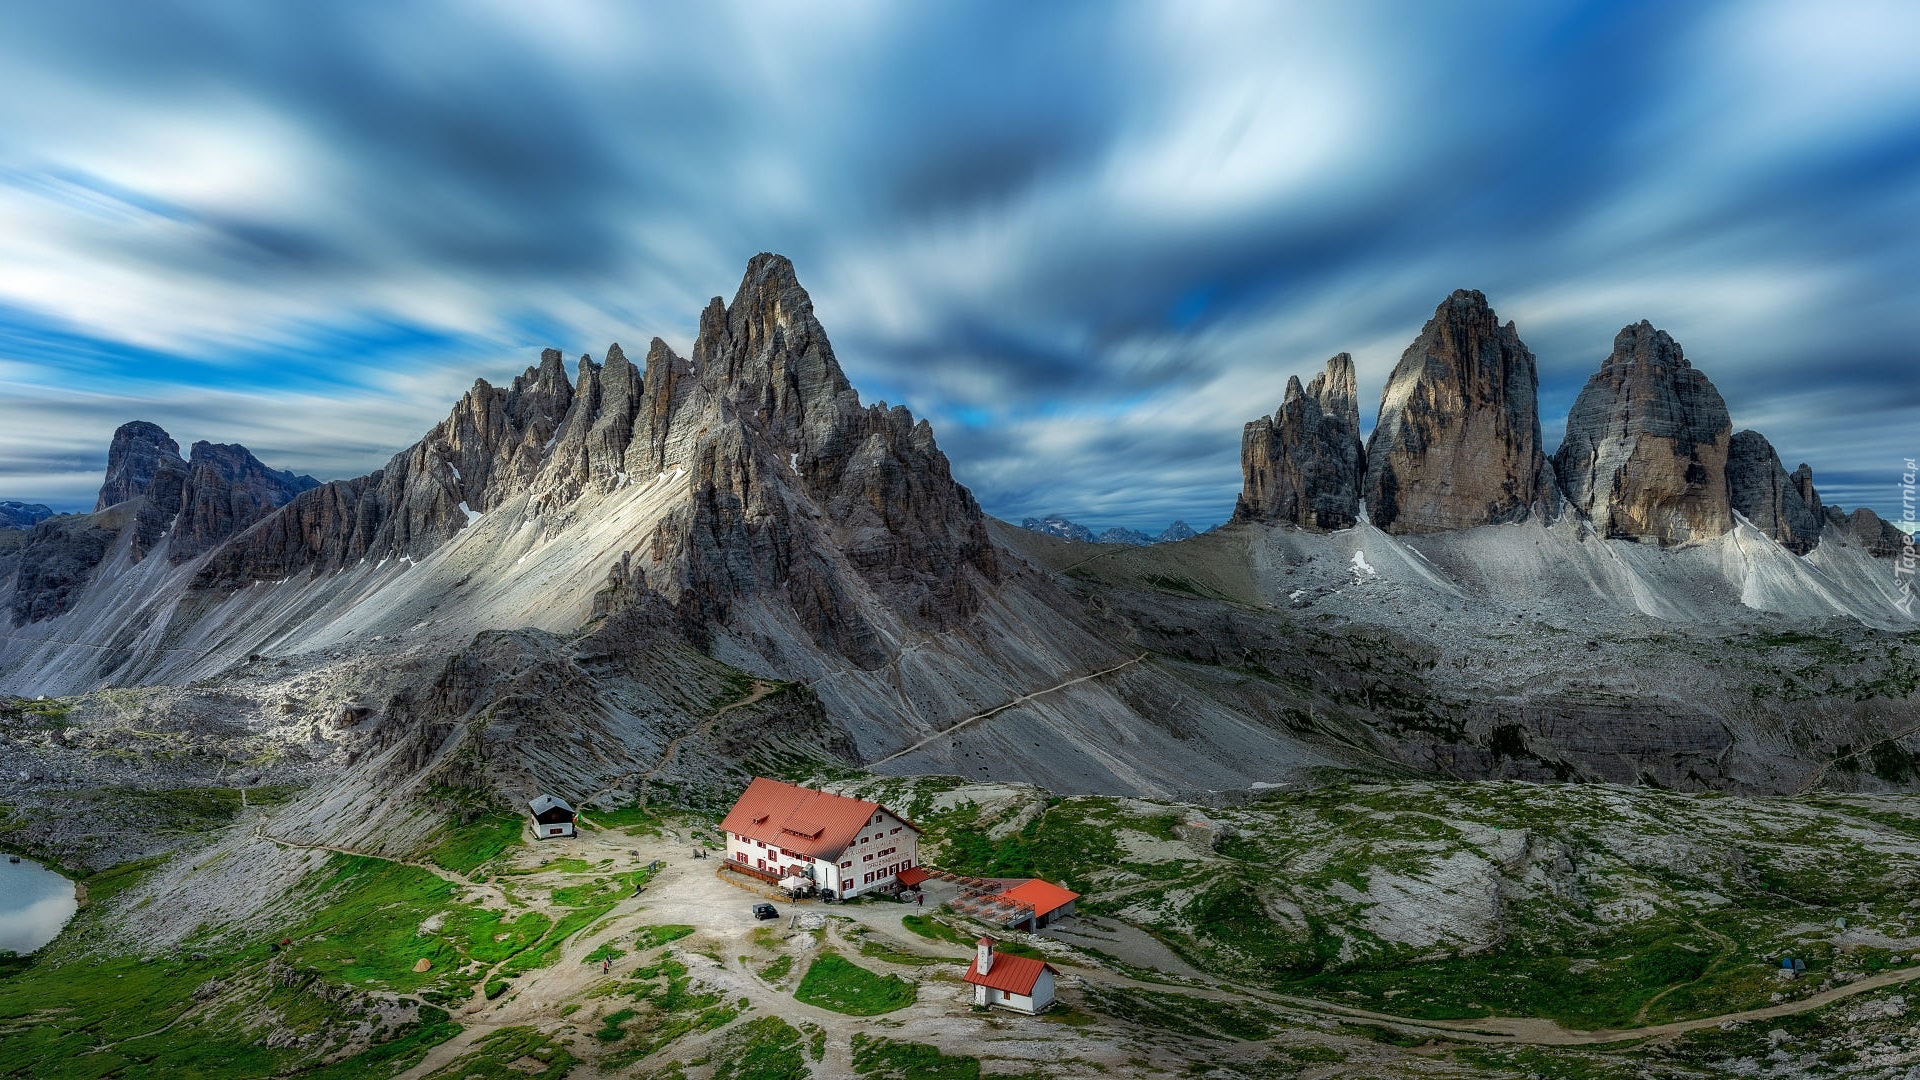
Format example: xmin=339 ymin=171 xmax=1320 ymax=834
xmin=528 ymin=794 xmax=576 ymax=839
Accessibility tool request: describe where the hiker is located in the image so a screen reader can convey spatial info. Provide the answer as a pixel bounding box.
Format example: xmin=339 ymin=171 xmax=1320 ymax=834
xmin=601 ymin=958 xmax=611 ymax=975
xmin=916 ymin=892 xmax=924 ymax=906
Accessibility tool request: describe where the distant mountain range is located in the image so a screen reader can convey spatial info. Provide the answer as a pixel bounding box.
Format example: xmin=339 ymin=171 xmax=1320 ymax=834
xmin=1018 ymin=515 xmax=1204 ymax=546
xmin=0 ymin=501 xmax=53 ymax=529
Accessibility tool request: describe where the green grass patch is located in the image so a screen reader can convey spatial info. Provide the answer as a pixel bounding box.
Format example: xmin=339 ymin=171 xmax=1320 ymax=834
xmin=497 ymin=901 xmax=616 ymax=979
xmin=634 ymin=924 xmax=696 ymax=950
xmin=586 ymin=943 xmax=627 ymax=964
xmin=596 ymin=957 xmax=743 ymax=1069
xmin=422 ymin=1024 xmax=574 ymax=1079
xmin=852 ymin=1032 xmax=981 ymax=1079
xmin=594 ymin=1007 xmax=638 ymax=1041
xmin=758 ymin=954 xmax=794 ymax=983
xmin=0 ymin=858 xmax=464 ymax=1080
xmin=711 ymin=1016 xmax=809 ymax=1080
xmin=793 ymin=951 xmax=917 ymax=1015
xmin=900 ymin=914 xmax=969 ymax=945
xmin=281 ymin=855 xmax=548 ymax=993
xmin=425 ymin=812 xmax=523 ymax=874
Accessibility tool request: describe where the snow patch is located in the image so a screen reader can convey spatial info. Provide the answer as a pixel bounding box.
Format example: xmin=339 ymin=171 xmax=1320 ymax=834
xmin=1350 ymin=551 xmax=1377 ymax=577
xmin=458 ymin=502 xmax=482 ymax=526
xmin=447 ymin=462 xmax=461 ymax=482
xmin=789 ymin=452 xmax=800 ymax=474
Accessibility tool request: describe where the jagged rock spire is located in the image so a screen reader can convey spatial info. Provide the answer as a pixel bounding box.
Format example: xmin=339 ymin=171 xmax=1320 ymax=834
xmin=1236 ymin=353 xmax=1365 ymax=530
xmin=96 ymin=421 xmax=182 ymax=512
xmin=1363 ymin=290 xmax=1555 ymax=534
xmin=1553 ymin=322 xmax=1733 ymax=546
xmin=1726 ymin=431 xmax=1823 ymax=555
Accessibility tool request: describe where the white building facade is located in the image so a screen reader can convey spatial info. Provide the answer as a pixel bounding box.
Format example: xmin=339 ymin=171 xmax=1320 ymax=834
xmin=719 ymin=777 xmax=920 ymax=900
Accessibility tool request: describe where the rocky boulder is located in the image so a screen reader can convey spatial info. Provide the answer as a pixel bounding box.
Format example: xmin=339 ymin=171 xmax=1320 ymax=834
xmin=1553 ymin=322 xmax=1733 ymax=546
xmin=1726 ymin=430 xmax=1823 ymax=555
xmin=1236 ymin=353 xmax=1365 ymax=530
xmin=1363 ymin=290 xmax=1555 ymax=533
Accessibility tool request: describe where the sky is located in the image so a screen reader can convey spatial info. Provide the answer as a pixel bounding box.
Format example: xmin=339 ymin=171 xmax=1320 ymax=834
xmin=1 ymin=1 xmax=1916 ymax=532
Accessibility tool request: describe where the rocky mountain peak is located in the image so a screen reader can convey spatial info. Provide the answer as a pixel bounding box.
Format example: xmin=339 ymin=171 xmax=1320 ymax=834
xmin=1362 ymin=291 xmax=1554 ymax=533
xmin=95 ymin=420 xmax=183 ymax=512
xmin=1553 ymin=321 xmax=1733 ymax=546
xmin=1237 ymin=353 xmax=1365 ymax=531
xmin=665 ymin=255 xmax=997 ymax=666
xmin=168 ymin=442 xmax=320 ymax=563
xmin=692 ymin=252 xmax=858 ymax=446
xmin=1727 ymin=430 xmax=1824 ymax=555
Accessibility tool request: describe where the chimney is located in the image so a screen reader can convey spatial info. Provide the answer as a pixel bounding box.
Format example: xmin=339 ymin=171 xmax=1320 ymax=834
xmin=975 ymin=936 xmax=995 ymax=974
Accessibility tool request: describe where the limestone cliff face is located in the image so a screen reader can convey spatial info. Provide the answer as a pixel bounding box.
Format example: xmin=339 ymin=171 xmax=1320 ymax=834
xmin=1235 ymin=353 xmax=1365 ymax=530
xmin=184 ymin=253 xmax=998 ymax=670
xmin=1553 ymin=322 xmax=1733 ymax=546
xmin=1726 ymin=430 xmax=1823 ymax=555
xmin=169 ymin=443 xmax=319 ymax=562
xmin=194 ymin=350 xmax=579 ymax=586
xmin=95 ymin=421 xmax=181 ymax=512
xmin=7 ymin=513 xmax=121 ymax=625
xmin=649 ymin=254 xmax=998 ymax=665
xmin=1363 ymin=290 xmax=1555 ymax=533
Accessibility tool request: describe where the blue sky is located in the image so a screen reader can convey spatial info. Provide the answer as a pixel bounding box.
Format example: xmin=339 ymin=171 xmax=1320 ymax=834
xmin=0 ymin=1 xmax=1916 ymax=532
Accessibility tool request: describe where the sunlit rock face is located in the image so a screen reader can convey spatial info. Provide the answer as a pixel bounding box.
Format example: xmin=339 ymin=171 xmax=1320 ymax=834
xmin=1363 ymin=290 xmax=1555 ymax=534
xmin=1554 ymin=321 xmax=1732 ymax=546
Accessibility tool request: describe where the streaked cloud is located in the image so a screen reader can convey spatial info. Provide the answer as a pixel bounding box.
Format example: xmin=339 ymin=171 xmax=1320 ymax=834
xmin=0 ymin=0 xmax=1914 ymax=532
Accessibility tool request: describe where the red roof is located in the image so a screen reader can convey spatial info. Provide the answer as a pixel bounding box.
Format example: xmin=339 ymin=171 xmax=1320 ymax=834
xmin=719 ymin=777 xmax=887 ymax=860
xmin=964 ymin=950 xmax=1055 ymax=995
xmin=897 ymin=866 xmax=931 ymax=888
xmin=1001 ymin=879 xmax=1079 ymax=919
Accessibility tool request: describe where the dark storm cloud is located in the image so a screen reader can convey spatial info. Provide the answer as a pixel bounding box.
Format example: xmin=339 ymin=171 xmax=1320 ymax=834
xmin=0 ymin=0 xmax=1915 ymax=534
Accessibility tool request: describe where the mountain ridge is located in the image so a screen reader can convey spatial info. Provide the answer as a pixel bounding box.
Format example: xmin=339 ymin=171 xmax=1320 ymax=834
xmin=1 ymin=256 xmax=1915 ymax=813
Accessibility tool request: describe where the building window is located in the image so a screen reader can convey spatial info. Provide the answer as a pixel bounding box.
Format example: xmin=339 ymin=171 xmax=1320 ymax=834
xmin=862 ymin=854 xmax=871 ymax=862
xmin=863 ymin=872 xmax=874 ymax=884
xmin=890 ymin=827 xmax=901 ymax=834
xmin=842 ymin=879 xmax=853 ymax=891
xmin=872 ymin=813 xmax=882 ymax=824
xmin=735 ymin=853 xmax=746 ymax=863
xmin=839 ymin=860 xmax=852 ymax=869
xmin=755 ymin=839 xmax=765 ymax=848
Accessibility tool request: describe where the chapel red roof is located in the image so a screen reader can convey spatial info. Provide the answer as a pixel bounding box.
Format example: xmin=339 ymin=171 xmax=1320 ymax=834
xmin=719 ymin=777 xmax=885 ymax=859
xmin=964 ymin=951 xmax=1055 ymax=995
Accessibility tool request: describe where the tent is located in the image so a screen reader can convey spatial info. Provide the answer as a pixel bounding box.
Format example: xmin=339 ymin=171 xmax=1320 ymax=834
xmin=778 ymin=874 xmax=811 ymax=892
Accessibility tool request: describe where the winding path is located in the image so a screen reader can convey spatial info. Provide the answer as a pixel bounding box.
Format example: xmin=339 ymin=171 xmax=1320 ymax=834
xmin=866 ymin=654 xmax=1148 ymax=767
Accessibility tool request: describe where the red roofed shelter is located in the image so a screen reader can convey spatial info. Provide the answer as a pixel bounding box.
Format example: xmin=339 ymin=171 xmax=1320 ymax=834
xmin=1000 ymin=878 xmax=1079 ymax=931
xmin=964 ymin=936 xmax=1056 ymax=1014
xmin=719 ymin=777 xmax=920 ymax=899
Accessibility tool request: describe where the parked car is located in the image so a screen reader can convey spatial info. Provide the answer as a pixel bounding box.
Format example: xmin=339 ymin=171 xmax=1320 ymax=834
xmin=752 ymin=903 xmax=779 ymax=921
